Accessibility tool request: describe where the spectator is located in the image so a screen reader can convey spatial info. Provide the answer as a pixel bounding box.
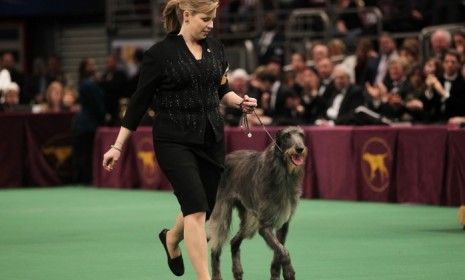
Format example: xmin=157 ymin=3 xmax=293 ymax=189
xmin=316 ymin=57 xmax=335 ymax=104
xmin=308 ymin=42 xmax=330 ymax=66
xmin=255 ymin=66 xmax=295 ymax=121
xmin=431 ymin=50 xmax=465 ymax=122
xmin=402 ymin=65 xmax=427 ymax=122
xmin=316 ymin=64 xmax=365 ymax=125
xmin=365 ymin=57 xmax=410 ymax=121
xmin=1 ymin=52 xmax=25 ymax=104
xmin=365 ymin=32 xmax=398 ymax=84
xmin=342 ymin=37 xmax=377 ymax=86
xmin=126 ymin=48 xmax=144 ymax=97
xmin=419 ymin=57 xmax=444 ymax=122
xmin=100 ymin=54 xmax=129 ymax=125
xmin=0 ymin=68 xmax=12 ymax=94
xmin=399 ymin=37 xmax=420 ymax=70
xmin=25 ymin=57 xmax=48 ymax=104
xmin=46 ymin=55 xmax=67 ymax=86
xmin=454 ymin=30 xmax=465 ymax=77
xmin=256 ymin=12 xmax=284 ymax=66
xmin=430 ymin=29 xmax=452 ymax=60
xmin=298 ymin=66 xmax=322 ymax=124
xmin=0 ymin=82 xmax=23 ymax=112
xmin=327 ymin=38 xmax=347 ymax=63
xmin=41 ymin=81 xmax=65 ymax=113
xmin=223 ymin=68 xmax=251 ymax=126
xmin=332 ymin=0 xmax=363 ymax=47
xmin=62 ymin=87 xmax=80 ymax=112
xmin=73 ymin=57 xmax=106 ymax=184
xmin=289 ymin=52 xmax=308 ymax=92
xmin=228 ymin=0 xmax=257 ymax=33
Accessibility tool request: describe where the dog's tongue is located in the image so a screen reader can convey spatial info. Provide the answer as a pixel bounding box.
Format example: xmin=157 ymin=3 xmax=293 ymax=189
xmin=291 ymin=154 xmax=305 ymax=166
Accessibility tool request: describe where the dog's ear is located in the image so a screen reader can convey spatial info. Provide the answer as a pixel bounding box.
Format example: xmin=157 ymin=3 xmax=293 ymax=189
xmin=275 ymin=129 xmax=285 ymax=150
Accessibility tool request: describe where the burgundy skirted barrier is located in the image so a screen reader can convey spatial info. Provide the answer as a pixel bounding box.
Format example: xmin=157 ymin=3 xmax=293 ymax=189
xmin=93 ymin=126 xmax=465 ymax=206
xmin=0 ymin=112 xmax=75 ymax=187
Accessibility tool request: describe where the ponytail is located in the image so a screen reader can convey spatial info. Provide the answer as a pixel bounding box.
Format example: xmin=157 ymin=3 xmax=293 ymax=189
xmin=163 ymin=0 xmax=182 ymax=33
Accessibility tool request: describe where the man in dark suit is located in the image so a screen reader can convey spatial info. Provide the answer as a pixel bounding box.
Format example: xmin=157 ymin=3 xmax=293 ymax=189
xmin=255 ymin=67 xmax=296 ymax=122
xmin=365 ymin=33 xmax=398 ymax=85
xmin=100 ymin=54 xmax=129 ymax=126
xmin=317 ymin=64 xmax=365 ymax=125
xmin=369 ymin=57 xmax=412 ymax=121
xmin=436 ymin=49 xmax=465 ymax=122
xmin=256 ymin=12 xmax=285 ymax=66
xmin=315 ymin=57 xmax=336 ymax=108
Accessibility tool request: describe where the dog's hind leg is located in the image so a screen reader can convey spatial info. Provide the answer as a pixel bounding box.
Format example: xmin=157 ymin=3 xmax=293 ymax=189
xmin=270 ymin=222 xmax=290 ymax=280
xmin=259 ymin=226 xmax=295 ymax=280
xmin=209 ymin=197 xmax=234 ymax=280
xmin=230 ymin=230 xmax=245 ymax=280
xmin=211 ymin=247 xmax=223 ymax=280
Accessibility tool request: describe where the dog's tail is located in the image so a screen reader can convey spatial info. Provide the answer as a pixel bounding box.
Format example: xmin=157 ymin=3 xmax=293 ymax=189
xmin=209 ymin=191 xmax=234 ymax=253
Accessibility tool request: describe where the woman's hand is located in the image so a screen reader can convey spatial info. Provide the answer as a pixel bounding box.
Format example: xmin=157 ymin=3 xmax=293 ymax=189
xmin=240 ymin=95 xmax=257 ymax=114
xmin=102 ymin=146 xmax=121 ymax=171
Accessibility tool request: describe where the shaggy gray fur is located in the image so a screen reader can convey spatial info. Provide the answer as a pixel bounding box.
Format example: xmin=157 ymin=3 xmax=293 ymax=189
xmin=209 ymin=126 xmax=308 ymax=280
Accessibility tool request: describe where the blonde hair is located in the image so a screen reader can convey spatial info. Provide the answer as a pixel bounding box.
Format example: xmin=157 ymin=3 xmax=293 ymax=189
xmin=45 ymin=81 xmax=64 ymax=109
xmin=163 ymin=0 xmax=219 ymax=33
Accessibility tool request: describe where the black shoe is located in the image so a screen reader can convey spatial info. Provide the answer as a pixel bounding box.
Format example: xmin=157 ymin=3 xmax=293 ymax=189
xmin=159 ymin=228 xmax=184 ymax=276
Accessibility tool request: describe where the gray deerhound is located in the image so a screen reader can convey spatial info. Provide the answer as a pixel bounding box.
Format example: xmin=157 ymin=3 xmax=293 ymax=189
xmin=209 ymin=126 xmax=308 ymax=280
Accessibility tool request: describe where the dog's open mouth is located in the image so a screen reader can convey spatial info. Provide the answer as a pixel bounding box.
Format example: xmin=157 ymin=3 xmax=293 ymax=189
xmin=291 ymin=154 xmax=305 ymax=166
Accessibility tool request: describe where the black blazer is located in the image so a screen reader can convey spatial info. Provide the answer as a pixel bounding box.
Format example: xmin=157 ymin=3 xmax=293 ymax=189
xmin=122 ymin=33 xmax=230 ymax=144
xmin=439 ymin=75 xmax=465 ymax=121
xmin=331 ymin=85 xmax=365 ymax=125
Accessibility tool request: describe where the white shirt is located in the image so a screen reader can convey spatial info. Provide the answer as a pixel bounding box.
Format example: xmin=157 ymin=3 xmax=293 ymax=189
xmin=270 ymin=81 xmax=281 ymax=111
xmin=326 ymin=89 xmax=346 ymax=120
xmin=442 ymin=73 xmax=457 ymax=101
xmin=258 ymin=31 xmax=276 ymax=55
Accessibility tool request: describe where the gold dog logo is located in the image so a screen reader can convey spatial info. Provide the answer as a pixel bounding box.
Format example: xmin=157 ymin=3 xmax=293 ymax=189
xmin=41 ymin=133 xmax=73 ymax=180
xmin=361 ymin=137 xmax=391 ymax=193
xmin=42 ymin=146 xmax=72 ymax=166
xmin=136 ymin=137 xmax=157 ymax=184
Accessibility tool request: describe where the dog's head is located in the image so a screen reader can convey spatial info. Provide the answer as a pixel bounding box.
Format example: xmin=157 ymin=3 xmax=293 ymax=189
xmin=275 ymin=126 xmax=308 ymax=172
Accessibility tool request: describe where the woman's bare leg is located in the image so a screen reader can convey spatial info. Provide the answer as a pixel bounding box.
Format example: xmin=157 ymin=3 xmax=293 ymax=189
xmin=184 ymin=212 xmax=211 ymax=280
xmin=166 ymin=213 xmax=184 ymax=258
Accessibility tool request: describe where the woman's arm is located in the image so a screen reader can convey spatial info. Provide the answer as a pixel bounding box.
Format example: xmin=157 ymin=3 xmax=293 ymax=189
xmin=102 ymin=126 xmax=133 ymax=171
xmin=221 ymin=91 xmax=257 ymax=112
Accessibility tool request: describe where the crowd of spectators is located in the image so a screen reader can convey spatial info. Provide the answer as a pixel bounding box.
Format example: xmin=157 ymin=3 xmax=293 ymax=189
xmin=1 ymin=29 xmax=465 ymax=128
xmin=0 ymin=1 xmax=464 ymax=129
xmin=225 ymin=28 xmax=465 ymax=127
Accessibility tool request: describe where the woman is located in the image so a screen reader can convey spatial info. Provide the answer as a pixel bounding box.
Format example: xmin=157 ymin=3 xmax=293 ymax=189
xmin=42 ymin=81 xmax=64 ymax=112
xmin=102 ymin=0 xmax=257 ymax=279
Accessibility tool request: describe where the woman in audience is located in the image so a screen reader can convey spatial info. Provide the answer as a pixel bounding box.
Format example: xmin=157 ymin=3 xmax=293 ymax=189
xmin=44 ymin=81 xmax=64 ymax=112
xmin=62 ymin=87 xmax=80 ymax=112
xmin=342 ymin=37 xmax=376 ymax=86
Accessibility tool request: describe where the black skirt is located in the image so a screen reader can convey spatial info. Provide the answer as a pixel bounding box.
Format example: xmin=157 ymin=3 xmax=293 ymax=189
xmin=153 ymin=123 xmax=225 ymax=218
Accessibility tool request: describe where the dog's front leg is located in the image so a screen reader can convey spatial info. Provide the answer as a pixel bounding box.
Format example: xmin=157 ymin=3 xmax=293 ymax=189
xmin=259 ymin=226 xmax=295 ymax=280
xmin=270 ymin=222 xmax=290 ymax=280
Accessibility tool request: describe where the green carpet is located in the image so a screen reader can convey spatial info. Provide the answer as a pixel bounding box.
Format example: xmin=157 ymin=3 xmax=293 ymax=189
xmin=0 ymin=187 xmax=464 ymax=280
